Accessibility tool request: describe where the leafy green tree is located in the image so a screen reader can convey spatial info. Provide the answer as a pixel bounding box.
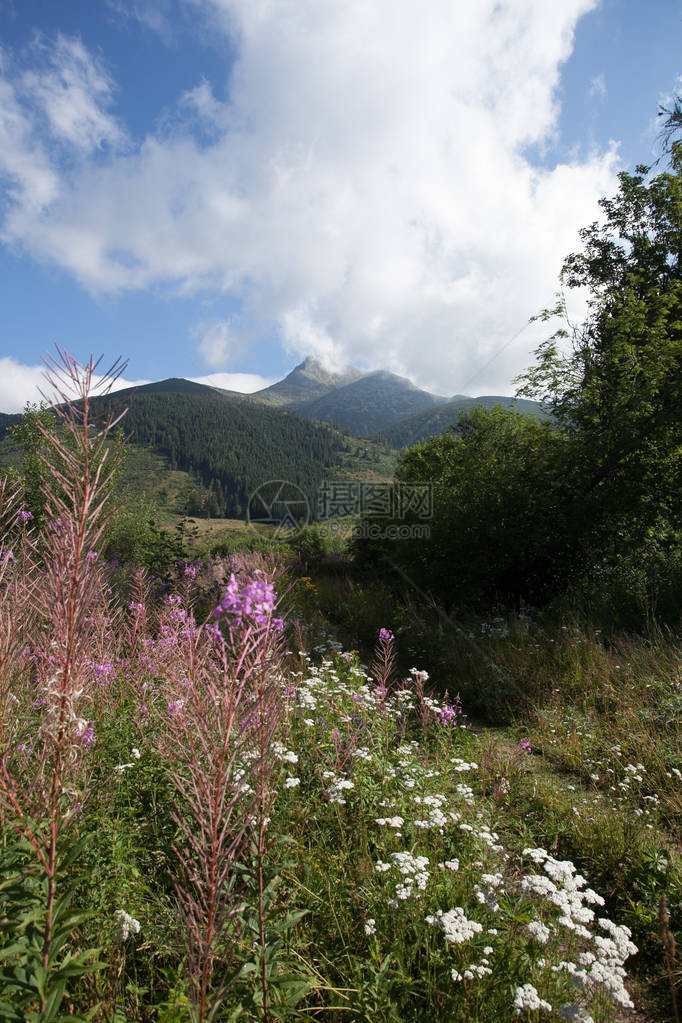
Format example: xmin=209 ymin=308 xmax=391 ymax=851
xmin=7 ymin=402 xmax=57 ymax=524
xmin=357 ymin=406 xmax=572 ymax=607
xmin=518 ymin=152 xmax=682 ymax=565
xmin=9 ymin=402 xmax=127 ymax=534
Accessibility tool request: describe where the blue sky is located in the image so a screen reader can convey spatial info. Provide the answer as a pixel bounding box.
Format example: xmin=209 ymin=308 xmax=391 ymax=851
xmin=0 ymin=0 xmax=680 ymax=411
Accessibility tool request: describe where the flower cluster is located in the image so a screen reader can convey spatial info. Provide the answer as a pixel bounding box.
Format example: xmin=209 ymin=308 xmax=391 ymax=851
xmin=213 ymin=572 xmax=283 ymax=630
xmin=426 ymin=906 xmax=483 ymax=944
xmin=113 ymin=909 xmax=141 ymax=943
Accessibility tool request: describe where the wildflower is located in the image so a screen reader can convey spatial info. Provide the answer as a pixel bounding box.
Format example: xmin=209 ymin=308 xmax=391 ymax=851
xmin=328 ymin=777 xmax=354 ymax=804
xmin=364 ymin=919 xmax=376 ymax=935
xmin=284 ymin=776 xmax=300 ymax=789
xmin=474 ymin=873 xmax=504 ymax=913
xmin=526 ymin=920 xmax=551 ymax=943
xmin=512 ymin=983 xmax=552 ymax=1015
xmin=75 ymin=721 xmax=95 ymax=748
xmin=519 ymin=739 xmax=532 ymax=753
xmin=439 ymin=859 xmax=460 ymax=871
xmin=426 ymin=907 xmax=483 ymax=944
xmin=379 ymin=628 xmax=394 ymax=643
xmin=463 ymin=964 xmax=493 ymax=979
xmin=273 ymin=742 xmax=298 ymax=764
xmin=19 ymin=509 xmax=34 ymax=521
xmin=213 ymin=572 xmax=283 ymax=629
xmin=438 ymin=699 xmax=461 ymax=725
xmin=113 ymin=909 xmax=141 ymax=943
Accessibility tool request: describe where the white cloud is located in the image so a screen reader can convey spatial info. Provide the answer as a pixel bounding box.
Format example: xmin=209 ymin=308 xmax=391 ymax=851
xmin=195 ymin=320 xmax=246 ymax=368
xmin=21 ymin=34 xmax=125 ymax=153
xmin=0 ymin=50 xmax=59 ymax=210
xmin=0 ymin=355 xmax=272 ymax=412
xmin=0 ymin=1 xmax=621 ymax=394
xmin=0 ymin=356 xmax=150 ymax=413
xmin=190 ymin=371 xmax=275 ymax=392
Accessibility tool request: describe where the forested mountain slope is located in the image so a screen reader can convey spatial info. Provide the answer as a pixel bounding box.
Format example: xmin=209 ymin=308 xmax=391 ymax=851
xmin=376 ymin=394 xmax=548 ymax=447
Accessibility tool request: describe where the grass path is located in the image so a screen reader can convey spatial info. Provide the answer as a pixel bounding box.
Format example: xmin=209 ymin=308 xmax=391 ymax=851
xmin=464 ymin=719 xmax=679 ymax=1022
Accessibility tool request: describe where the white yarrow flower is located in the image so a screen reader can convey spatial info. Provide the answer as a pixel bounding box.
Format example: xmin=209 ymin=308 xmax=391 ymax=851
xmin=513 ymin=983 xmax=552 ymax=1015
xmin=114 ymin=909 xmax=140 ymax=943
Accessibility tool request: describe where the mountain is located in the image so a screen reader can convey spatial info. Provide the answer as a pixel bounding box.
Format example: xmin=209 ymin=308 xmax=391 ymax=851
xmin=292 ymin=370 xmax=449 ymax=436
xmin=376 ymin=395 xmax=549 ymax=448
xmin=94 ymin=387 xmax=395 ymax=518
xmin=253 ymin=357 xmax=363 ymax=406
xmin=107 ymin=377 xmax=245 ymax=400
xmin=0 ymin=364 xmax=546 ymax=522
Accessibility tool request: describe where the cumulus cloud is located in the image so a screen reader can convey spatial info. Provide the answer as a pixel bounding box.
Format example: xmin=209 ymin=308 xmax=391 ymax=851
xmin=0 ymin=355 xmax=271 ymax=412
xmin=190 ymin=371 xmax=275 ymax=392
xmin=0 ymin=0 xmax=620 ymax=394
xmin=0 ymin=357 xmax=150 ymax=413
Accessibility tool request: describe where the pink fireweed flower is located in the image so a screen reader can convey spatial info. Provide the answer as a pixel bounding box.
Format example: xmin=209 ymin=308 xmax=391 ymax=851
xmin=19 ymin=509 xmax=34 ymax=521
xmin=519 ymin=739 xmax=532 ymax=753
xmin=437 ymin=693 xmax=462 ymax=725
xmin=75 ymin=721 xmax=95 ymax=748
xmin=379 ymin=628 xmax=394 ymax=644
xmin=213 ymin=572 xmax=284 ymax=630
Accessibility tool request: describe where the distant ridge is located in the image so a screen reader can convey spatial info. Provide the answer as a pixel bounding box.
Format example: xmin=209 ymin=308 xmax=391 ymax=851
xmin=376 ymin=394 xmax=549 ymax=448
xmin=0 ymin=360 xmax=546 ymax=449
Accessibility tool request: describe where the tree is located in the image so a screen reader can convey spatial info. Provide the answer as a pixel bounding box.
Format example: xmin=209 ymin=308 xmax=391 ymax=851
xmin=362 ymin=148 xmax=682 ymax=617
xmin=518 ymin=151 xmax=682 ymax=565
xmin=7 ymin=402 xmax=57 ymax=525
xmin=356 ymin=406 xmax=573 ymax=608
xmin=658 ymin=98 xmax=682 ymax=159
